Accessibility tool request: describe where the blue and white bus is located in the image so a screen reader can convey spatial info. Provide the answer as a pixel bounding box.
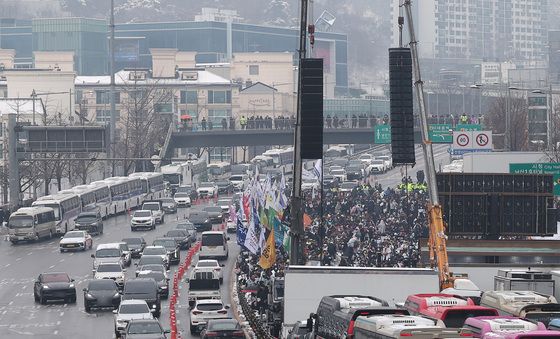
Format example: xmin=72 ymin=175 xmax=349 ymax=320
xmin=32 ymin=193 xmax=81 ymax=234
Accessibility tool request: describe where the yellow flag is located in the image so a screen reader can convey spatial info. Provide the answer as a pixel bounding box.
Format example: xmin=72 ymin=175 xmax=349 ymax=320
xmin=258 ymin=230 xmax=276 ymax=269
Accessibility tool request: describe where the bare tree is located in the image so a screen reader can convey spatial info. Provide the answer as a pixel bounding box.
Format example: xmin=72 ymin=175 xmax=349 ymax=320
xmin=116 ymin=79 xmax=174 ymax=175
xmin=484 ymin=95 xmax=528 ymax=151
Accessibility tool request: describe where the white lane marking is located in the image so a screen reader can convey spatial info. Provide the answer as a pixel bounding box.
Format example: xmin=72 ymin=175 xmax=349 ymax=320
xmin=8 ymin=301 xmax=13 ymax=306
xmin=15 ymin=258 xmax=22 ymax=261
xmin=59 ymin=311 xmax=64 ymax=317
xmin=56 ymin=321 xmax=61 ymax=326
xmin=3 ymin=264 xmax=10 ymax=268
xmin=27 ymin=252 xmax=33 ymax=256
xmin=69 ymin=253 xmax=74 ymax=256
xmin=49 ymin=265 xmax=55 ymax=269
xmin=53 ymin=330 xmax=58 ymax=335
xmin=59 ymin=259 xmax=65 ymax=263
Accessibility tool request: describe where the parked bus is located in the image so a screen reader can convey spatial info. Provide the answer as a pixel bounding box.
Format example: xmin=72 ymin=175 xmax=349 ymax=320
xmin=480 ymin=291 xmax=560 ymax=326
xmin=325 ymin=145 xmax=349 ymax=158
xmin=314 ymin=295 xmax=408 ymax=339
xmin=208 ymin=162 xmax=232 ymax=181
xmin=353 ymin=314 xmax=470 ymax=339
xmin=463 ymin=316 xmax=547 ymax=338
xmin=160 ymin=162 xmax=191 ymax=190
xmin=129 ymin=172 xmax=165 ymax=201
xmin=32 ymin=193 xmax=81 ymax=234
xmin=8 ymin=207 xmax=56 ymax=243
xmin=404 ymin=294 xmax=498 ymax=328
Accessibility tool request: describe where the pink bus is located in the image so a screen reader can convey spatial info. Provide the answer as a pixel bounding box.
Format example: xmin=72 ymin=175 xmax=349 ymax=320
xmin=463 ymin=316 xmax=550 ymax=338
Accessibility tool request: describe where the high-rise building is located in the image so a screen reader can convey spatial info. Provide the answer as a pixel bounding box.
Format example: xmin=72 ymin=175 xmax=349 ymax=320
xmin=390 ymin=0 xmax=547 ymax=62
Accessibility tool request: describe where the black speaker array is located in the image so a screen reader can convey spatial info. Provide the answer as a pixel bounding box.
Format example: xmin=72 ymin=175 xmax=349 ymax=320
xmin=389 ymin=48 xmax=415 ymax=165
xmin=437 ymin=173 xmax=556 ymax=237
xmin=300 ymin=58 xmax=324 ymax=159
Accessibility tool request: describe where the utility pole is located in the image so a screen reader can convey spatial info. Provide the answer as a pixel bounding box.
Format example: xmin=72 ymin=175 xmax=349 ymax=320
xmin=7 ymin=114 xmax=20 ymax=211
xmin=289 ymin=0 xmax=308 ymax=266
xmin=109 ymin=0 xmax=116 ymax=177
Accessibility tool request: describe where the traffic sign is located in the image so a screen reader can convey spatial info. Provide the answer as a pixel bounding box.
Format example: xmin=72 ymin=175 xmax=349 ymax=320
xmin=428 ymin=124 xmax=452 ymax=143
xmin=374 ymin=125 xmax=391 ymax=144
xmin=510 ymin=163 xmax=560 ymax=196
xmin=453 ymin=132 xmax=472 ymax=149
xmin=472 ymin=131 xmax=492 ymax=149
xmin=456 ymin=124 xmax=482 ymax=131
xmin=452 ymin=130 xmax=493 ymax=157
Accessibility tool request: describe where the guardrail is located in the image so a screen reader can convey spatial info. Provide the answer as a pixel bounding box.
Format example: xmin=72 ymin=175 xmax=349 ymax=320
xmin=236 ymin=278 xmax=275 ymax=339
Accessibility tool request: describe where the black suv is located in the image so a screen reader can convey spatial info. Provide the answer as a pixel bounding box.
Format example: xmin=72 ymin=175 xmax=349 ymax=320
xmin=121 ymin=278 xmax=161 ymax=318
xmin=122 ymin=237 xmax=146 ymax=258
xmin=83 ymin=279 xmax=121 ymax=312
xmin=160 ymin=198 xmax=177 ymax=214
xmin=74 ymin=211 xmax=104 ymax=235
xmin=189 ymin=211 xmax=212 ymax=232
xmin=152 ymin=238 xmax=180 ymax=265
xmin=34 ymin=272 xmax=76 ymax=304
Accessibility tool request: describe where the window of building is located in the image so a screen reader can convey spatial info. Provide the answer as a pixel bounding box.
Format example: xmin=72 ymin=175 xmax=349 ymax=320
xmin=180 ymin=90 xmax=198 ymax=104
xmin=207 ymin=90 xmax=231 ymax=104
xmin=207 ymin=109 xmax=231 ymax=124
xmin=96 ymin=109 xmax=120 ymax=123
xmin=95 ymin=90 xmax=120 ymax=104
xmin=249 ymin=65 xmax=259 ymax=75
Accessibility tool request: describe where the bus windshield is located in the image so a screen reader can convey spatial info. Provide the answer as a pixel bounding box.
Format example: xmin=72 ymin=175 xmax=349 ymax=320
xmin=163 ymin=174 xmax=180 ymax=185
xmin=37 ymin=204 xmax=61 ymax=220
xmin=8 ymin=216 xmax=34 ymax=228
xmin=443 ymin=309 xmax=497 ymax=328
xmin=189 ymin=279 xmax=220 ymax=290
xmin=209 ymin=167 xmax=224 ymax=175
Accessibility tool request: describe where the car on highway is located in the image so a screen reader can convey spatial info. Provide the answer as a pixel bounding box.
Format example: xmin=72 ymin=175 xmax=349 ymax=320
xmin=345 ymin=164 xmax=364 ymax=181
xmin=200 ymin=231 xmax=229 ymax=260
xmin=122 ymin=237 xmax=146 ymax=258
xmin=92 ymin=243 xmax=125 ymax=269
xmin=195 ymin=259 xmax=225 ymax=283
xmin=74 ymin=211 xmax=104 ymax=235
xmin=215 ymin=180 xmax=234 ymax=195
xmin=123 ymin=319 xmax=170 ymax=339
xmin=330 ymin=168 xmax=347 ymax=182
xmin=176 ymin=184 xmax=198 ymax=201
xmin=142 ymin=200 xmax=165 ymax=224
xmin=347 ymin=159 xmax=364 ymax=167
xmin=197 ymin=182 xmax=218 ymax=198
xmin=131 ymin=210 xmax=156 ymax=231
xmin=322 ymin=175 xmax=339 ymax=189
xmin=136 ymin=255 xmax=167 ymax=275
xmin=152 ymin=238 xmax=180 ymax=265
xmin=228 ymin=174 xmax=248 ymax=191
xmin=226 ymin=218 xmax=237 ymax=233
xmin=33 ymin=272 xmax=76 ymax=304
xmin=116 ymin=242 xmax=133 ymax=267
xmin=201 ymin=319 xmax=245 ymax=339
xmin=121 ymin=278 xmax=161 ymax=318
xmin=59 ymin=230 xmax=93 ymax=252
xmin=203 ymin=206 xmax=224 ymax=224
xmin=165 ymin=229 xmax=191 ymax=250
xmin=330 ymin=158 xmax=348 ymax=167
xmin=368 ymin=159 xmax=387 ymax=174
xmin=137 ymin=270 xmax=169 ymax=299
xmin=141 ymin=246 xmax=170 ymax=269
xmin=359 ymin=154 xmax=374 ymax=165
xmin=83 ymin=278 xmax=121 ymax=312
xmin=189 ymin=211 xmax=212 ymax=232
xmin=216 ymin=198 xmax=232 ymax=215
xmin=301 ymin=178 xmax=319 ymax=191
xmin=159 ymin=197 xmax=177 ymax=214
xmin=175 ymin=221 xmax=197 ymax=243
xmin=114 ymin=300 xmax=154 ymax=337
xmin=377 ymin=155 xmax=393 ymax=170
xmin=189 ymin=299 xmax=230 ymax=334
xmin=94 ymin=262 xmax=126 ymax=290
xmin=136 ymin=264 xmax=168 ymax=280
xmin=173 ymin=192 xmax=192 ymax=207
xmin=339 ymin=181 xmax=359 ymax=193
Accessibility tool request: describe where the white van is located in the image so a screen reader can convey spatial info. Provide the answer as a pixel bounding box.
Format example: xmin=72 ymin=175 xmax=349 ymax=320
xmin=8 ymin=207 xmax=56 ymax=243
xmin=199 ymin=231 xmax=229 ymax=260
xmin=91 ymin=243 xmax=125 ymax=269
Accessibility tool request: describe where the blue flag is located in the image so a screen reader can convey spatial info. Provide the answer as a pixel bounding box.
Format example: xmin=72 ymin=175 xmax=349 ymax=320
xmin=237 ymin=218 xmax=247 ymax=247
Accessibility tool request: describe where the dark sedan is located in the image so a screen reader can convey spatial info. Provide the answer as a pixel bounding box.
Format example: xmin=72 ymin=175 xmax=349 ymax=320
xmin=175 ymin=221 xmax=197 ymax=243
xmin=189 ymin=211 xmax=212 ymax=232
xmin=202 ymin=206 xmax=224 ymax=224
xmin=152 ymin=238 xmax=180 ymax=265
xmin=123 ymin=319 xmax=169 ymax=339
xmin=345 ymin=165 xmax=364 ymax=181
xmin=137 ymin=270 xmax=169 ymax=299
xmin=83 ymin=279 xmax=121 ymax=312
xmin=201 ymin=319 xmax=245 ymax=339
xmin=215 ymin=180 xmax=234 ymax=195
xmin=74 ymin=211 xmax=104 ymax=235
xmin=34 ymin=272 xmax=76 ymax=304
xmin=122 ymin=237 xmax=146 ymax=258
xmin=165 ymin=229 xmax=191 ymax=250
xmin=160 ymin=198 xmax=177 ymax=214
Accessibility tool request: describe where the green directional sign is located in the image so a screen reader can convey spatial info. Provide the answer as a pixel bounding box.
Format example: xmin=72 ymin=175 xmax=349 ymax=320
xmin=456 ymin=124 xmax=482 ymax=131
xmin=374 ymin=125 xmax=391 ymax=144
xmin=509 ymin=163 xmax=560 ymax=196
xmin=428 ymin=124 xmax=453 ymax=143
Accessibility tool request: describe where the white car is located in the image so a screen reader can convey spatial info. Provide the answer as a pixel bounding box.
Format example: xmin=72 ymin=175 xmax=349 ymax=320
xmin=113 ymin=299 xmax=154 ymax=336
xmin=141 ymin=246 xmax=169 ymax=269
xmin=94 ymin=262 xmax=126 ymax=289
xmin=197 ymin=182 xmax=218 ymax=198
xmin=228 ymin=174 xmax=248 ymax=191
xmin=358 ymin=154 xmax=374 ymax=165
xmin=195 ymin=259 xmax=224 ymax=283
xmin=59 ymin=230 xmax=93 ymax=252
xmin=173 ymin=192 xmax=192 ymax=207
xmin=377 ymin=155 xmax=393 ymax=170
xmin=189 ymin=299 xmax=229 ymax=334
xmin=368 ymin=159 xmax=386 ymax=174
xmin=330 ymin=169 xmax=347 ymax=182
xmin=301 ymin=178 xmax=319 ymax=191
xmin=130 ymin=210 xmax=156 ymax=231
xmin=141 ymin=201 xmax=165 ymax=224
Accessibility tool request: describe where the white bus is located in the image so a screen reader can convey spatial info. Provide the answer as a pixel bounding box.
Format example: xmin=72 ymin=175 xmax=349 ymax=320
xmin=160 ymin=162 xmax=191 ymax=190
xmin=480 ymin=290 xmax=560 ymax=326
xmin=129 ymin=172 xmax=165 ymax=201
xmin=353 ymin=314 xmax=467 ymax=339
xmin=207 ymin=162 xmax=232 ymax=181
xmin=8 ymin=207 xmax=57 ymax=243
xmin=263 ymin=147 xmax=294 ymax=173
xmin=32 ymin=193 xmax=81 ymax=234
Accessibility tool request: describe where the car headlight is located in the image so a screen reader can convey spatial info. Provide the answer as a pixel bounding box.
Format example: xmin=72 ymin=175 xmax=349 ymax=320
xmin=69 ymin=283 xmax=75 ymax=288
xmin=113 ymin=292 xmax=120 ymax=298
xmin=42 ymin=285 xmax=50 ymax=289
xmin=85 ymin=293 xmax=94 ymax=299
xmin=116 ymin=319 xmax=125 ymax=326
xmin=161 ymin=285 xmax=168 ymax=289
xmin=28 ymin=232 xmax=35 ymax=236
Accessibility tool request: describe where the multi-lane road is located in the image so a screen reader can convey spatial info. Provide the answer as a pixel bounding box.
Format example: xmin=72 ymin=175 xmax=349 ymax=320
xmin=0 ymin=200 xmax=239 ymax=339
xmin=0 ymin=145 xmax=451 ymax=338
